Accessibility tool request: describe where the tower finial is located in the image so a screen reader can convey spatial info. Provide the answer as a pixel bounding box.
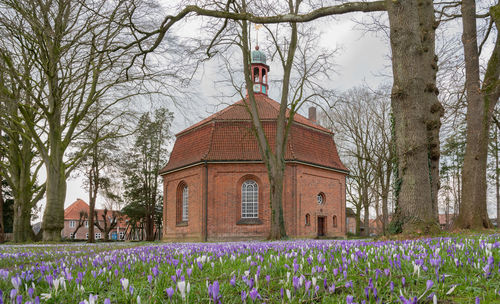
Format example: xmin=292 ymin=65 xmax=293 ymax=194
xmin=254 ymin=24 xmax=262 ymax=48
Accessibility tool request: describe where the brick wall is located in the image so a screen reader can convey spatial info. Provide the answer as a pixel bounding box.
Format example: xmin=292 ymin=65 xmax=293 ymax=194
xmin=162 ymin=162 xmax=346 ymax=241
xmin=163 ymin=165 xmax=204 ymax=241
xmin=295 ymin=164 xmax=346 ymax=238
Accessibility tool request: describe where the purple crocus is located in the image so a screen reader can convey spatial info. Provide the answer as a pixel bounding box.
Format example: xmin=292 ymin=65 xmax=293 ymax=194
xmin=212 ymin=281 xmax=220 ymax=301
xmin=346 ymin=295 xmax=354 ymax=304
xmin=165 ymin=287 xmax=174 ymax=299
xmin=249 ymin=288 xmax=259 ymax=302
xmin=241 ymin=290 xmax=247 ymax=302
xmin=230 ymin=276 xmax=236 ymax=287
xmin=104 ymin=299 xmax=111 ymax=304
xmin=426 ymin=280 xmax=434 ymax=290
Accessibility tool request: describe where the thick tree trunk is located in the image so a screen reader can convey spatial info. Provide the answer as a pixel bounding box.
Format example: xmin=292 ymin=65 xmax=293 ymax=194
xmin=88 ymin=199 xmax=95 ymax=243
xmin=497 ymin=127 xmax=500 ymax=227
xmin=0 ymin=180 xmax=4 ymax=243
xmin=13 ymin=189 xmax=32 ymax=242
xmin=268 ymin=169 xmax=286 ymax=239
xmin=355 ymin=208 xmax=361 ymax=236
xmin=42 ymin=151 xmax=66 ymax=241
xmin=363 ymin=203 xmax=370 ymax=236
xmin=386 ymin=0 xmax=441 ymax=233
xmin=456 ymin=2 xmax=500 ymax=229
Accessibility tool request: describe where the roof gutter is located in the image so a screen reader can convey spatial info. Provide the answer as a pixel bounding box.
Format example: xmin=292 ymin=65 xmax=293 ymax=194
xmin=160 ymin=159 xmax=349 ymax=176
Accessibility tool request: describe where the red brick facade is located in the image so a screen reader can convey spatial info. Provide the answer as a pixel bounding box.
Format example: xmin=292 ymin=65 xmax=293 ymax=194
xmin=61 ymin=199 xmax=128 ymax=240
xmin=161 ymin=95 xmax=348 ymax=241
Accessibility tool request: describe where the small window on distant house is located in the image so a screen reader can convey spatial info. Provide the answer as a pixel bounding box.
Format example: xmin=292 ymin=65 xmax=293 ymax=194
xmin=242 ymin=180 xmax=258 ymax=218
xmin=119 ymin=232 xmax=125 ymax=240
xmin=305 ymin=214 xmax=310 ymax=226
xmin=69 ymin=220 xmax=75 ymax=228
xmin=333 ymin=215 xmax=337 ymax=228
xmin=85 ymin=233 xmax=88 ymax=239
xmin=85 ymin=221 xmax=88 ymax=228
xmin=95 ymin=233 xmax=101 ymax=240
xmin=70 ymin=233 xmax=74 ymax=239
xmin=317 ymin=192 xmax=325 ymax=205
xmin=177 ymin=182 xmax=189 ymax=223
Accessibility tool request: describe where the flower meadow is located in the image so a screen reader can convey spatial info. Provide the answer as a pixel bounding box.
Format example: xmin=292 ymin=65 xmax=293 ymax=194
xmin=0 ymin=236 xmax=499 ymax=303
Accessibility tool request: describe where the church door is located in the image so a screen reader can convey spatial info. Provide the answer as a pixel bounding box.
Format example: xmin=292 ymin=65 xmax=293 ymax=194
xmin=317 ymin=217 xmax=325 ymax=236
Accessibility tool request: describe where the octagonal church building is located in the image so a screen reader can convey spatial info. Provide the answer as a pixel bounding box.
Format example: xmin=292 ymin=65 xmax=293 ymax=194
xmin=160 ymin=47 xmax=348 ymax=241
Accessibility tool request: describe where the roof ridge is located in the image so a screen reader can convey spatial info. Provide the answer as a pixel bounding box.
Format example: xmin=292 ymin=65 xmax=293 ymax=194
xmin=202 ymin=121 xmax=216 ymax=159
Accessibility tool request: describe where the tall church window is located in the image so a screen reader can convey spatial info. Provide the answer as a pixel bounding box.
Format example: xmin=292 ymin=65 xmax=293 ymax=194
xmin=182 ymin=186 xmax=189 ymax=221
xmin=242 ymin=180 xmax=258 ymax=218
xmin=333 ymin=215 xmax=337 ymax=228
xmin=177 ymin=182 xmax=188 ymax=224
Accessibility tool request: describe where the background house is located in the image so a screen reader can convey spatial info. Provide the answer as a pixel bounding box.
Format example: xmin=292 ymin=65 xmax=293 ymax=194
xmin=62 ymin=199 xmax=128 ymax=240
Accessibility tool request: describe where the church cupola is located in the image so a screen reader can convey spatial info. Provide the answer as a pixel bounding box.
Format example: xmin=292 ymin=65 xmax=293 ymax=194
xmin=250 ymin=46 xmax=269 ymax=95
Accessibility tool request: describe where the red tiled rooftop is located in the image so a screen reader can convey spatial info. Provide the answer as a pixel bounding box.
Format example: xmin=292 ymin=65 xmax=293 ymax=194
xmin=161 ymin=95 xmax=348 ymax=174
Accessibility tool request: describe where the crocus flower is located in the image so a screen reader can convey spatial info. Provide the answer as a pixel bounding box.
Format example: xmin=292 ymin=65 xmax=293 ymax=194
xmin=11 ymin=277 xmax=21 ymax=290
xmin=230 ymin=276 xmax=236 ymax=287
xmin=241 ymin=290 xmax=247 ymax=302
xmin=249 ymin=288 xmax=259 ymax=301
xmin=120 ymin=278 xmax=129 ymax=291
xmin=104 ymin=299 xmax=111 ymax=304
xmin=177 ymin=281 xmax=186 ymax=300
xmin=212 ymin=281 xmax=220 ymax=301
xmin=165 ymin=287 xmax=174 ymax=299
xmin=426 ymin=280 xmax=434 ymax=290
xmin=346 ymin=295 xmax=354 ymax=304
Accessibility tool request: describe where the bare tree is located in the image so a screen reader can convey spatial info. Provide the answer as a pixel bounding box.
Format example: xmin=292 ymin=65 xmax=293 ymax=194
xmin=455 ymin=1 xmax=500 ymax=229
xmin=0 ymin=37 xmax=45 ymax=242
xmin=323 ymin=86 xmax=392 ymax=236
xmin=0 ymin=0 xmax=185 ymax=240
xmin=94 ymin=209 xmax=120 ymax=242
xmin=71 ymin=211 xmax=88 ymax=240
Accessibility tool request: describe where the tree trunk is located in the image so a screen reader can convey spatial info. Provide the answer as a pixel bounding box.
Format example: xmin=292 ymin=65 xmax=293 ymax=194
xmin=13 ymin=189 xmax=32 ymax=242
xmin=268 ymin=169 xmax=286 ymax=239
xmin=355 ymin=208 xmax=361 ymax=236
xmin=0 ymin=180 xmax=4 ymax=243
xmin=496 ymin=126 xmax=500 ymax=228
xmin=42 ymin=150 xmax=66 ymax=241
xmin=456 ymin=2 xmax=500 ymax=229
xmin=386 ymin=0 xmax=441 ymax=233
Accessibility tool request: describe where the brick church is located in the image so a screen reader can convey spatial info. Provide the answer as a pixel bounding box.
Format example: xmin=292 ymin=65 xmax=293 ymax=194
xmin=160 ymin=46 xmax=348 ymax=241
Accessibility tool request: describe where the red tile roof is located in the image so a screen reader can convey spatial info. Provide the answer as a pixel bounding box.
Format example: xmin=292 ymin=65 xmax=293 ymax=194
xmin=161 ymin=95 xmax=348 ymax=174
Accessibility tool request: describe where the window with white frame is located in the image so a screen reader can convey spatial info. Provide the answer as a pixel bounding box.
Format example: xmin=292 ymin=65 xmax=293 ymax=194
xmin=182 ymin=185 xmax=189 ymax=222
xmin=241 ymin=180 xmax=258 ymax=218
xmin=85 ymin=221 xmax=88 ymax=228
xmin=95 ymin=233 xmax=101 ymax=239
xmin=70 ymin=233 xmax=74 ymax=239
xmin=69 ymin=220 xmax=75 ymax=228
xmin=85 ymin=233 xmax=88 ymax=239
xmin=119 ymin=232 xmax=125 ymax=240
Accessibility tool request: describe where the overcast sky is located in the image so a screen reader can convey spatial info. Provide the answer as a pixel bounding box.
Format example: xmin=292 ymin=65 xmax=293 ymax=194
xmin=59 ymin=10 xmax=392 ymax=210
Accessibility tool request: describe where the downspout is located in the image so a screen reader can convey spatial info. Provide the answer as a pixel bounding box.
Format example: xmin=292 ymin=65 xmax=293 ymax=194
xmin=204 ymin=160 xmax=208 ymax=242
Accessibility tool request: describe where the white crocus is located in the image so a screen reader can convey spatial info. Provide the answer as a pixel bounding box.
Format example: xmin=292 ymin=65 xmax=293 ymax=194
xmin=177 ymin=280 xmax=186 ymax=300
xmin=120 ymin=278 xmax=129 ymax=291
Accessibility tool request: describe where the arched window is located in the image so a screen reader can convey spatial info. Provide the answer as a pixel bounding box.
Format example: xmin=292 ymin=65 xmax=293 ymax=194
xmin=242 ymin=180 xmax=258 ymax=218
xmin=182 ymin=186 xmax=189 ymax=221
xmin=177 ymin=182 xmax=188 ymax=223
xmin=305 ymin=213 xmax=310 ymax=226
xmin=333 ymin=215 xmax=337 ymax=228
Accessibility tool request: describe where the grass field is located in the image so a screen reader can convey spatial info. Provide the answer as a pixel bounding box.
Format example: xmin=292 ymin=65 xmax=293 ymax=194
xmin=0 ymin=235 xmax=499 ymax=303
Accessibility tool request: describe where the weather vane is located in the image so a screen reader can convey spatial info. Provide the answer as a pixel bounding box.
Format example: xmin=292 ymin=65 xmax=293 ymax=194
xmin=254 ymin=24 xmax=263 ymax=47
